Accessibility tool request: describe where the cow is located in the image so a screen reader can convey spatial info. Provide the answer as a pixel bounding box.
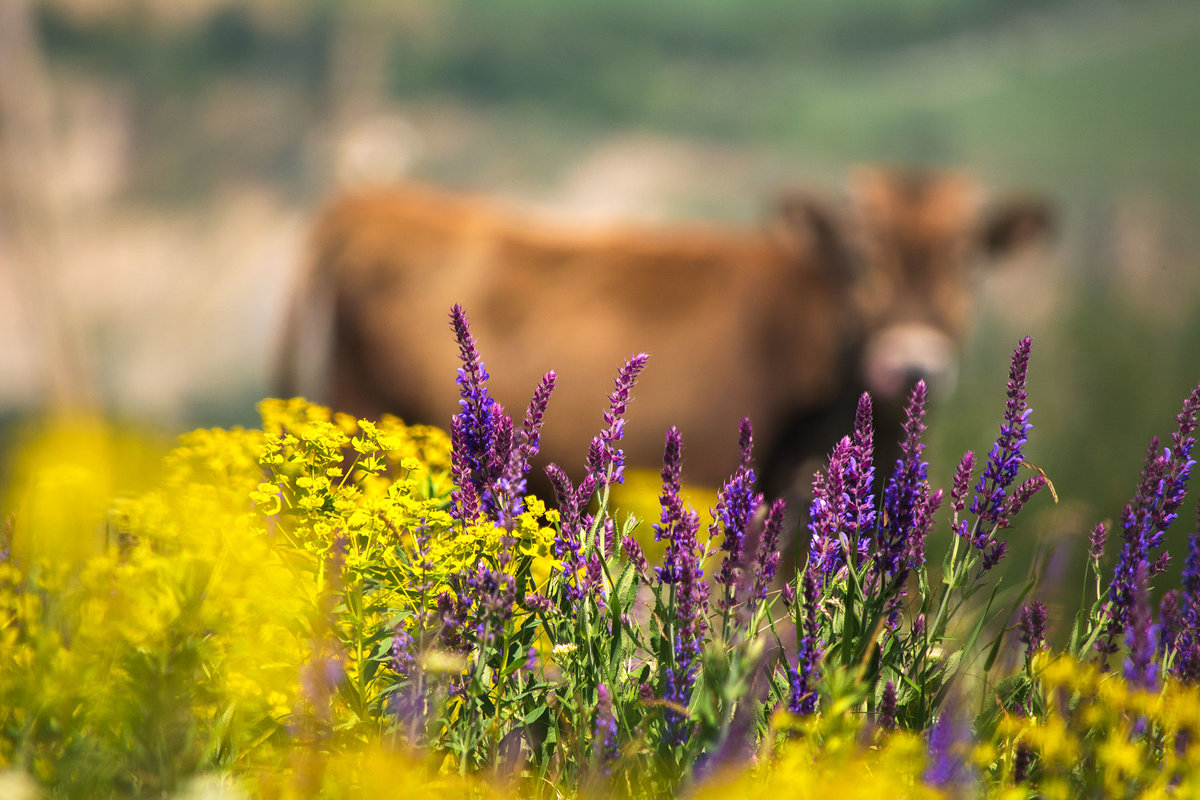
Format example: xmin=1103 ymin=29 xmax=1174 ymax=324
xmin=276 ymin=167 xmax=1052 ymax=502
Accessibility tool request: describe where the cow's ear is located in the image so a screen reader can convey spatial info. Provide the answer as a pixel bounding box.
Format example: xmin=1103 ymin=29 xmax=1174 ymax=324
xmin=979 ymin=196 xmax=1055 ymax=261
xmin=769 ymin=191 xmax=850 ymax=274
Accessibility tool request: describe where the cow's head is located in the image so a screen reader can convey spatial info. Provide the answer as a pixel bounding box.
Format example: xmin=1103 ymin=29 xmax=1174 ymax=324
xmin=774 ymin=166 xmax=1053 ymax=406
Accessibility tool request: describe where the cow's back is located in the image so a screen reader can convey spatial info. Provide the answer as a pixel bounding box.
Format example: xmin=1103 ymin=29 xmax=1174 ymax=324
xmin=304 ymin=182 xmax=848 ymax=486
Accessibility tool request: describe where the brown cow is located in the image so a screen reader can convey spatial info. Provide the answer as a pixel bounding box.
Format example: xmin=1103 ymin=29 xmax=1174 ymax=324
xmin=277 ymin=167 xmax=1052 ymax=497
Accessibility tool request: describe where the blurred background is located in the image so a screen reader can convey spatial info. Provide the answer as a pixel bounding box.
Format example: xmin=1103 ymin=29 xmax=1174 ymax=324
xmin=2 ymin=0 xmax=1199 ymax=617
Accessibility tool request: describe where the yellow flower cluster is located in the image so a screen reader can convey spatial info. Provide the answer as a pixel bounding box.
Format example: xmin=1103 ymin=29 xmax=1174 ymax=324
xmin=0 ymin=400 xmax=559 ymax=795
xmin=989 ymin=654 xmax=1200 ymax=798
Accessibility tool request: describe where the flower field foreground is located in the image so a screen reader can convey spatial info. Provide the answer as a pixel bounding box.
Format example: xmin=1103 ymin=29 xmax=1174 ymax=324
xmin=3 ymin=305 xmax=1200 ymax=799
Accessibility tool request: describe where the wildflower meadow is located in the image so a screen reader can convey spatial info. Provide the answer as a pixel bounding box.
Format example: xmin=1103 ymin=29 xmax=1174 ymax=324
xmin=3 ymin=304 xmax=1200 ymax=799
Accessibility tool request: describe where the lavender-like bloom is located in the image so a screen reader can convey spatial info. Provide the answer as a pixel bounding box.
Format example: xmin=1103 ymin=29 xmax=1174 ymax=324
xmin=970 ymin=337 xmax=1034 ymax=532
xmin=748 ymin=499 xmax=786 ymax=610
xmin=981 ymin=540 xmax=1008 ymax=571
xmin=1088 ymin=522 xmax=1109 ymax=564
xmin=449 ymin=417 xmax=482 ymax=521
xmin=1013 ymin=745 xmax=1034 ymax=784
xmin=1123 ymin=562 xmax=1159 ymax=690
xmin=1172 ymin=501 xmax=1200 ymax=682
xmin=788 ymin=565 xmax=822 ymax=716
xmin=654 ymin=427 xmax=706 ymax=745
xmin=924 ymin=706 xmax=973 ymax=790
xmin=448 ymin=305 xmax=559 ymax=524
xmin=621 ymin=534 xmax=648 ymax=572
xmin=465 ymin=561 xmax=517 ymax=645
xmin=448 ymin=304 xmax=502 ymax=521
xmin=1103 ymin=382 xmax=1200 ymax=648
xmin=849 ymin=393 xmax=877 ymax=539
xmin=594 ymin=684 xmax=619 ymax=769
xmin=655 ymin=426 xmax=685 ymax=545
xmin=496 ymin=370 xmax=557 ymax=517
xmin=437 ymin=591 xmax=473 ymax=654
xmin=1019 ymin=601 xmax=1046 ymax=663
xmin=391 ymin=626 xmax=416 ymax=679
xmin=545 ymin=463 xmax=586 ymax=601
xmin=588 ymin=353 xmax=649 ymax=490
xmin=807 ymin=433 xmax=874 ymax=585
xmin=878 ymin=680 xmax=898 ymax=731
xmin=880 ymin=382 xmax=937 ymax=583
xmin=780 ymin=580 xmax=796 ymax=610
xmin=950 ymin=450 xmax=976 ymax=543
xmin=525 ymin=592 xmax=554 ymax=614
xmin=1003 ymin=475 xmax=1047 ymax=523
xmin=1157 ymin=590 xmax=1181 ymax=665
xmin=711 ymin=418 xmax=762 ymax=611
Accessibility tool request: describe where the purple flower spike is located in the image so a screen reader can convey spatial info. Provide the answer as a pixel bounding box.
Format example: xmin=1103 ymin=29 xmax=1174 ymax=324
xmin=465 ymin=562 xmax=516 ymax=645
xmin=1088 ymin=522 xmax=1109 ymax=563
xmin=1104 ymin=382 xmax=1200 ymax=648
xmin=497 ymin=370 xmax=557 ymax=515
xmin=654 ymin=427 xmax=706 ymax=745
xmin=588 ymin=353 xmax=649 ymax=489
xmin=749 ymin=498 xmax=786 ymax=609
xmin=971 ymin=337 xmax=1034 ymax=529
xmin=391 ymin=626 xmax=415 ymax=679
xmin=544 ymin=462 xmax=585 ymax=602
xmin=881 ymin=381 xmax=935 ymax=583
xmin=712 ymin=419 xmax=763 ymax=611
xmin=448 ymin=305 xmax=502 ymax=521
xmin=1171 ymin=500 xmax=1200 ymax=682
xmin=950 ymin=451 xmax=976 ymax=515
xmin=925 ymin=704 xmax=974 ymax=791
xmin=621 ymin=535 xmax=648 ymax=575
xmin=878 ymin=680 xmax=898 ymax=730
xmin=1019 ymin=601 xmax=1046 ymax=662
xmin=594 ymin=684 xmax=619 ymax=769
xmin=788 ymin=565 xmax=822 ymax=716
xmin=808 ymin=430 xmax=874 ymax=583
xmin=1123 ymin=562 xmax=1158 ymax=690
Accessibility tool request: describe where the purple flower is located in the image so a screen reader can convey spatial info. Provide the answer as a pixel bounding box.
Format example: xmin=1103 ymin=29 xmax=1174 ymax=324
xmin=465 ymin=561 xmax=517 ymax=645
xmin=588 ymin=353 xmax=649 ymax=489
xmin=970 ymin=337 xmax=1034 ymax=531
xmin=807 ymin=433 xmax=874 ymax=585
xmin=925 ymin=705 xmax=973 ymax=790
xmin=780 ymin=580 xmax=796 ymax=609
xmin=621 ymin=535 xmax=648 ymax=576
xmin=711 ymin=418 xmax=763 ymax=611
xmin=1123 ymin=562 xmax=1159 ymax=690
xmin=594 ymin=684 xmax=619 ymax=769
xmin=524 ymin=592 xmax=554 ymax=614
xmin=437 ymin=591 xmax=473 ymax=654
xmin=880 ymin=382 xmax=939 ymax=583
xmin=448 ymin=305 xmax=502 ymax=521
xmin=448 ymin=306 xmax=559 ymax=524
xmin=1088 ymin=522 xmax=1109 ymax=564
xmin=748 ymin=499 xmax=786 ymax=610
xmin=545 ymin=463 xmax=586 ymax=601
xmin=391 ymin=626 xmax=415 ymax=679
xmin=1103 ymin=382 xmax=1200 ymax=649
xmin=1019 ymin=601 xmax=1046 ymax=662
xmin=788 ymin=564 xmax=822 ymax=716
xmin=496 ymin=370 xmax=556 ymax=517
xmin=1003 ymin=475 xmax=1047 ymax=521
xmin=1172 ymin=500 xmax=1200 ymax=682
xmin=878 ymin=680 xmax=898 ymax=730
xmin=654 ymin=427 xmax=706 ymax=745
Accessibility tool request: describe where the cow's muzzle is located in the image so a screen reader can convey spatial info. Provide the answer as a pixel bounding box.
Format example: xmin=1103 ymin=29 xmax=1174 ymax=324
xmin=861 ymin=323 xmax=958 ymax=401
